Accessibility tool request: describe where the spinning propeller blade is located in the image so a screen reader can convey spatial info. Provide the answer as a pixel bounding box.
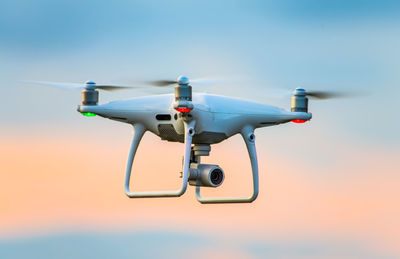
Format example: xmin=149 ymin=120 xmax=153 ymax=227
xmin=95 ymin=85 xmax=139 ymax=91
xmin=140 ymin=76 xmax=229 ymax=87
xmin=23 ymin=80 xmax=140 ymax=91
xmin=265 ymin=87 xmax=357 ymax=100
xmin=22 ymin=80 xmax=84 ymax=90
xmin=146 ymin=80 xmax=178 ymax=87
xmin=305 ymin=90 xmax=351 ymax=100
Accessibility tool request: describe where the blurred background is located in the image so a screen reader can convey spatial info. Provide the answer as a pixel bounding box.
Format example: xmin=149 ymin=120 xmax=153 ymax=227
xmin=0 ymin=0 xmax=399 ymax=258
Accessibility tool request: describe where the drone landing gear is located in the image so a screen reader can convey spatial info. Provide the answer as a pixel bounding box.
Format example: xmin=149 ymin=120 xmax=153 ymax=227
xmin=124 ymin=120 xmax=195 ymax=198
xmin=124 ymin=123 xmax=258 ymax=204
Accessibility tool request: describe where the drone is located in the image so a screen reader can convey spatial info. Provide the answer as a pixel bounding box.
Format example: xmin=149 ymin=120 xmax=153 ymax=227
xmin=28 ymin=76 xmax=342 ymax=204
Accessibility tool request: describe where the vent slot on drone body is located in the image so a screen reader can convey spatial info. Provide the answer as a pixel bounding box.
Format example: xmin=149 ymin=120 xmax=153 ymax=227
xmin=156 ymin=114 xmax=172 ymax=121
xmin=110 ymin=116 xmax=127 ymax=121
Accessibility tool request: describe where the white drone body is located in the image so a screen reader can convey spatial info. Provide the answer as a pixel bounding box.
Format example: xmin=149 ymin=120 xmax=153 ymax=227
xmin=30 ymin=75 xmax=325 ymax=204
xmin=78 ymin=93 xmax=311 ymax=144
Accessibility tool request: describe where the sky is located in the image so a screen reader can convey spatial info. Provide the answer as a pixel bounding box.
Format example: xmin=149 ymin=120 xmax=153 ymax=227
xmin=0 ymin=0 xmax=399 ymax=258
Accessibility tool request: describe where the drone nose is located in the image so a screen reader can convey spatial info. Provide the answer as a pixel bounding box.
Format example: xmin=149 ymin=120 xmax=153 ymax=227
xmin=177 ymin=75 xmax=190 ymax=85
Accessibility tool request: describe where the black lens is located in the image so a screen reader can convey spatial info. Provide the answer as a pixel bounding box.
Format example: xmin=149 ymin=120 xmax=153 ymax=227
xmin=210 ymin=169 xmax=223 ymax=185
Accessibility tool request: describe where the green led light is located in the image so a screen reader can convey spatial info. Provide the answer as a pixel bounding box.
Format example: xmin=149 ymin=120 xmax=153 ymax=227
xmin=82 ymin=112 xmax=97 ymax=117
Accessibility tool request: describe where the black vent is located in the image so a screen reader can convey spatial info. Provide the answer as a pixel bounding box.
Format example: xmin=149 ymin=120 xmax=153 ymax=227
xmin=156 ymin=114 xmax=171 ymax=121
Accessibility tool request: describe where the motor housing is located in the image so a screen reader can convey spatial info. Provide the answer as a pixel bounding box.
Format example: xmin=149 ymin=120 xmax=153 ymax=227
xmin=291 ymin=87 xmax=308 ymax=112
xmin=189 ymin=163 xmax=224 ymax=187
xmin=173 ymin=76 xmax=193 ymax=112
xmin=82 ymin=89 xmax=99 ymax=106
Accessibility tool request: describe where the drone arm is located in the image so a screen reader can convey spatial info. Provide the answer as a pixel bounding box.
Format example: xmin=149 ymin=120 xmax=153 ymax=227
xmin=195 ymin=126 xmax=259 ymax=203
xmin=124 ymin=121 xmax=195 ymax=198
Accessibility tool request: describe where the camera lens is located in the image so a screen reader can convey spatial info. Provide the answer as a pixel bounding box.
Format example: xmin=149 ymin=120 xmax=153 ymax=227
xmin=210 ymin=169 xmax=223 ymax=186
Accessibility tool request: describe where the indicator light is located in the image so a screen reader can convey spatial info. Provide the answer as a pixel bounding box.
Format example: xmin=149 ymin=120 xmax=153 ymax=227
xmin=291 ymin=119 xmax=306 ymax=123
xmin=175 ymin=108 xmax=192 ymax=113
xmin=82 ymin=112 xmax=97 ymax=117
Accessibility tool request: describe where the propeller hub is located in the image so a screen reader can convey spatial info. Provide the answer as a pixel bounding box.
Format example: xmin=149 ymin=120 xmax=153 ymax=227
xmin=294 ymin=87 xmax=306 ymax=96
xmin=177 ymin=75 xmax=190 ymax=85
xmin=85 ymin=80 xmax=96 ymax=90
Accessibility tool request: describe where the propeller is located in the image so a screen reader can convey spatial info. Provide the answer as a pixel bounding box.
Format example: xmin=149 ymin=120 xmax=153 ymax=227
xmin=294 ymin=87 xmax=356 ymax=100
xmin=141 ymin=75 xmax=229 ymax=87
xmin=147 ymin=80 xmax=180 ymax=87
xmin=23 ymin=80 xmax=141 ymax=91
xmin=264 ymin=87 xmax=357 ymax=100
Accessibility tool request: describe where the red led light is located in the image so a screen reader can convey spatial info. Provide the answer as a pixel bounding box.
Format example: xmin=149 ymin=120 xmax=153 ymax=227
xmin=291 ymin=119 xmax=307 ymax=123
xmin=175 ymin=108 xmax=192 ymax=113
